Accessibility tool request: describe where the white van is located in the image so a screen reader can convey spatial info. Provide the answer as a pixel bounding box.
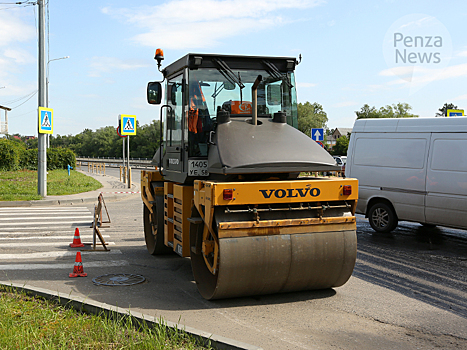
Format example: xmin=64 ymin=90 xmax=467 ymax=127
xmin=346 ymin=117 xmax=467 ymax=233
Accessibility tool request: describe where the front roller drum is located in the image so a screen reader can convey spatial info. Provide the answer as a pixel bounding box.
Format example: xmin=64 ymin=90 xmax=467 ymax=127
xmin=190 ymin=229 xmax=357 ymax=300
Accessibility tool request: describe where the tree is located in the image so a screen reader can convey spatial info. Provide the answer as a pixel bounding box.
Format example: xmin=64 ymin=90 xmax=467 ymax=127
xmin=332 ymin=135 xmax=349 ymax=156
xmin=436 ymin=103 xmax=458 ymax=117
xmin=131 ymin=120 xmax=162 ymax=158
xmin=355 ymin=104 xmax=380 ymax=119
xmin=392 ymin=102 xmax=417 ymax=118
xmin=355 ymin=103 xmax=418 ymax=119
xmin=297 ymin=102 xmax=328 ymax=137
xmin=23 ymin=121 xmax=164 ymax=158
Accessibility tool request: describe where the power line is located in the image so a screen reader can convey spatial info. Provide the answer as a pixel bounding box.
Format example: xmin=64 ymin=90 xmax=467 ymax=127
xmin=10 ymin=90 xmax=38 ymax=109
xmin=8 ymin=108 xmax=36 ymax=119
xmin=0 ymin=1 xmax=35 ymax=5
xmin=0 ymin=3 xmax=34 ymax=10
xmin=1 ymin=90 xmax=37 ymax=105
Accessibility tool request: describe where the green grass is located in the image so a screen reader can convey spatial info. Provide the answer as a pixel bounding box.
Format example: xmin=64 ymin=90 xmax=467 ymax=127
xmin=0 ymin=170 xmax=102 ymax=201
xmin=0 ymin=288 xmax=210 ymax=349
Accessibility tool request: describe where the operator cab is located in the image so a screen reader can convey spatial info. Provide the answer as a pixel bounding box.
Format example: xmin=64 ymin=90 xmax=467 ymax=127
xmin=147 ymin=52 xmax=299 ymax=184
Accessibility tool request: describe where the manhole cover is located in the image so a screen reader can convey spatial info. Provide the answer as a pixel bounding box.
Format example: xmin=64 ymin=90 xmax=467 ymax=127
xmin=92 ymin=273 xmax=146 ymax=286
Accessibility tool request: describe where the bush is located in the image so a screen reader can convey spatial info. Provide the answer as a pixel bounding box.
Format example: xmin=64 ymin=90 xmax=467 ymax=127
xmin=0 ymin=139 xmax=25 ymax=171
xmin=0 ymin=139 xmax=76 ymax=170
xmin=48 ymin=148 xmax=76 ymax=170
xmin=19 ymin=149 xmax=37 ymax=170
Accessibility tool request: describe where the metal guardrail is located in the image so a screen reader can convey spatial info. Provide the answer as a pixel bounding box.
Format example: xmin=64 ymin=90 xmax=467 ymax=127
xmin=76 ymin=157 xmax=153 ymax=168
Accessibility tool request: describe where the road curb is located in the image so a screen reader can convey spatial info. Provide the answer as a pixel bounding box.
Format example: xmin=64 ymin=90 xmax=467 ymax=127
xmin=0 ymin=281 xmax=263 ymax=350
xmin=0 ymin=193 xmax=134 ymax=207
xmin=0 ymin=171 xmax=139 ymax=208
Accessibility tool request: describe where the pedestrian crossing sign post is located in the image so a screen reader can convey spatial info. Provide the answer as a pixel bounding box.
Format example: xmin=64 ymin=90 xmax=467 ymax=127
xmin=119 ymin=114 xmax=136 ymax=189
xmin=120 ymin=114 xmax=137 ymax=136
xmin=38 ymin=107 xmax=53 ymax=134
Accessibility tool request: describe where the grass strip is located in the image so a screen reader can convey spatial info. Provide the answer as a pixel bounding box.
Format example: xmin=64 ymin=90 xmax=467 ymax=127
xmin=0 ymin=170 xmax=102 ymax=201
xmin=0 ymin=286 xmax=211 ymax=349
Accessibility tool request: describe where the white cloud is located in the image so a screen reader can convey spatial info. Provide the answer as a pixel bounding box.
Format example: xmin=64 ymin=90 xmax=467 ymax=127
xmin=379 ymin=62 xmax=467 ymax=87
xmin=89 ymin=57 xmax=150 ymax=77
xmin=0 ymin=57 xmax=9 ymax=79
xmin=4 ymin=48 xmax=35 ymax=65
xmin=399 ymin=16 xmax=435 ymax=30
xmin=103 ymin=0 xmax=325 ymax=50
xmin=0 ymin=11 xmax=36 ymax=91
xmin=0 ymin=11 xmax=35 ymax=47
xmin=457 ymin=50 xmax=467 ymax=57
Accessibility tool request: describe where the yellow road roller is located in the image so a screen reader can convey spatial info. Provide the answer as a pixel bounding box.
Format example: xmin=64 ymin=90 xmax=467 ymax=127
xmin=141 ymin=50 xmax=358 ymax=300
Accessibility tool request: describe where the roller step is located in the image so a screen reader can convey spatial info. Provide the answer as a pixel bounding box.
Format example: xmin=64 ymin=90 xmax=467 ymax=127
xmin=187 ymin=217 xmax=203 ymax=224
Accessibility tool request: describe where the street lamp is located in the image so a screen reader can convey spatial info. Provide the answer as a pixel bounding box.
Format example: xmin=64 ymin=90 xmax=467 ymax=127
xmin=46 ymin=56 xmax=69 ymax=107
xmin=46 ymin=56 xmax=69 ymax=147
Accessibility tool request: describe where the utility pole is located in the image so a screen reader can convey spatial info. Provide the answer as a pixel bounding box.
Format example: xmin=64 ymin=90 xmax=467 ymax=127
xmin=38 ymin=0 xmax=47 ymax=196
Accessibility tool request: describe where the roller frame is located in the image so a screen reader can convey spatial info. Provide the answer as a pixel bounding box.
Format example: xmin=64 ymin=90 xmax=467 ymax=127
xmin=142 ymin=172 xmax=359 ymax=300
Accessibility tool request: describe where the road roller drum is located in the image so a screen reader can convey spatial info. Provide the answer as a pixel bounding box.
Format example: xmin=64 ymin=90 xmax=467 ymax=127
xmin=191 ymin=229 xmax=357 ymax=300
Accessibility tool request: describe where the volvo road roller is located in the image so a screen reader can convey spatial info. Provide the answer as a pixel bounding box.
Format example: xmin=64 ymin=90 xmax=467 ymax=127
xmin=141 ymin=50 xmax=358 ymax=300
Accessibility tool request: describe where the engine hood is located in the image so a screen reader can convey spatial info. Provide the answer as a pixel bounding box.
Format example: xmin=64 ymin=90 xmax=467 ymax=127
xmin=208 ymin=117 xmax=340 ymax=174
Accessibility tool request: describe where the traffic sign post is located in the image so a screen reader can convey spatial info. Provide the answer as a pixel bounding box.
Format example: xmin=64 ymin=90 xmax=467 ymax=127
xmin=118 ymin=115 xmax=137 ymax=188
xmin=116 ymin=125 xmax=128 ymax=183
xmin=38 ymin=107 xmax=53 ymax=134
xmin=311 ymin=128 xmax=324 ymax=141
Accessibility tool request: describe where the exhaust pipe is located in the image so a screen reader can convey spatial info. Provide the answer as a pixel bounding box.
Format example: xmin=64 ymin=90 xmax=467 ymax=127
xmin=251 ymin=75 xmax=262 ymax=126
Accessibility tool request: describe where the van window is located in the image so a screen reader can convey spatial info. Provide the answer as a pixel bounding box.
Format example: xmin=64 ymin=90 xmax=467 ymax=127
xmin=431 ymin=139 xmax=467 ymax=172
xmin=354 ymin=138 xmax=426 ymax=169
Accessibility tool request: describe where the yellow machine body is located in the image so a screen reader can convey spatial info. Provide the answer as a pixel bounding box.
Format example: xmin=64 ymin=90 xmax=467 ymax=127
xmin=142 ymin=170 xmax=358 ymax=300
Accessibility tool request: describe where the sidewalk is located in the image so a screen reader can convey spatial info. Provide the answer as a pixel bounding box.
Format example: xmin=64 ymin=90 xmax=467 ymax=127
xmin=0 ymin=170 xmax=140 ymax=207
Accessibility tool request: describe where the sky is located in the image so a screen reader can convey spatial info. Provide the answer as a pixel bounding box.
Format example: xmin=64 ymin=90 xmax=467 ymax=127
xmin=0 ymin=0 xmax=466 ymax=137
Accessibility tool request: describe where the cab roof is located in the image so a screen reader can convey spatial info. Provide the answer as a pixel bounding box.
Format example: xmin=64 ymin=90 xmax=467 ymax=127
xmin=162 ymin=53 xmax=298 ymax=78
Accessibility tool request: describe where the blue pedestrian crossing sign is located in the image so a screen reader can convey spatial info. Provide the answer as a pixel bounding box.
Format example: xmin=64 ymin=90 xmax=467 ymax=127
xmin=311 ymin=128 xmax=324 ymax=141
xmin=38 ymin=107 xmax=53 ymax=134
xmin=120 ymin=114 xmax=137 ymax=136
xmin=447 ymin=109 xmax=464 ymax=117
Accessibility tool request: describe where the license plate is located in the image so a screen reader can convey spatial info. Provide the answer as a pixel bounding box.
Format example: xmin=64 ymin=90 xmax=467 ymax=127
xmin=188 ymin=160 xmax=209 ymax=176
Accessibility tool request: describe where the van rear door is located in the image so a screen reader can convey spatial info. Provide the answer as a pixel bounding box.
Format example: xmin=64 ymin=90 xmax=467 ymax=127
xmin=426 ymin=133 xmax=467 ymax=229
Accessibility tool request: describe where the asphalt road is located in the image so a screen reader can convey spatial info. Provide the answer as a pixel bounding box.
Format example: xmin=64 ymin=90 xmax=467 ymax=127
xmin=1 ymin=168 xmax=466 ymax=349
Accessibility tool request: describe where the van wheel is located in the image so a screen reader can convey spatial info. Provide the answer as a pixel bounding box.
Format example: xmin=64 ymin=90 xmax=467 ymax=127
xmin=368 ymin=203 xmax=398 ymax=233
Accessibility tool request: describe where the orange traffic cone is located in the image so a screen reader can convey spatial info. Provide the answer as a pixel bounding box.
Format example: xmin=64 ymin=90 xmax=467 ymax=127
xmin=70 ymin=227 xmax=85 ymax=248
xmin=69 ymin=251 xmax=87 ymax=278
